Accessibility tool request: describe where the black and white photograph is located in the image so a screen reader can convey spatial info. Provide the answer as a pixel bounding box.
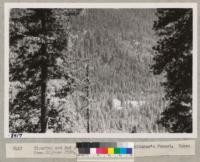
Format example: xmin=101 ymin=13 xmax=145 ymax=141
xmin=5 ymin=3 xmax=197 ymax=138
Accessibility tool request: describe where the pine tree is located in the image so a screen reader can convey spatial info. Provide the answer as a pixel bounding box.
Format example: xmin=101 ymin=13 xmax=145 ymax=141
xmin=9 ymin=9 xmax=81 ymax=133
xmin=152 ymin=9 xmax=193 ymax=132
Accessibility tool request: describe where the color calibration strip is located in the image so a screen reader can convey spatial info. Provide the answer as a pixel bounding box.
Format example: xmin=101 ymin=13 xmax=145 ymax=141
xmin=78 ymin=147 xmax=132 ymax=155
xmin=76 ymin=142 xmax=134 ymax=161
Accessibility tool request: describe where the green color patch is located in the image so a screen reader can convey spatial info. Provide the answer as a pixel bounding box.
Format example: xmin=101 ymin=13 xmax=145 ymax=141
xmin=114 ymin=148 xmax=120 ymax=154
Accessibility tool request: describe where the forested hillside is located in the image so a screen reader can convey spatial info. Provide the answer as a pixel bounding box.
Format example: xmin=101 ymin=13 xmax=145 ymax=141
xmin=9 ymin=9 xmax=166 ymax=133
xmin=68 ymin=9 xmax=166 ymax=132
xmin=70 ymin=9 xmax=160 ymax=94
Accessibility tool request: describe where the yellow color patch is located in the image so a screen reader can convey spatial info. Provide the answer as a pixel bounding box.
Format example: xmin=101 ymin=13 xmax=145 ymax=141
xmin=108 ymin=148 xmax=114 ymax=154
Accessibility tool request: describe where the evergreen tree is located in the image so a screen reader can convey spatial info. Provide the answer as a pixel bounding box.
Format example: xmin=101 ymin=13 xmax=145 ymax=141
xmin=9 ymin=9 xmax=81 ymax=133
xmin=152 ymin=9 xmax=193 ymax=132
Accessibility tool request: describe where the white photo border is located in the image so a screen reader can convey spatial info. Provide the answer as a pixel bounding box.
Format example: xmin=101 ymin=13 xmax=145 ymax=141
xmin=4 ymin=2 xmax=198 ymax=138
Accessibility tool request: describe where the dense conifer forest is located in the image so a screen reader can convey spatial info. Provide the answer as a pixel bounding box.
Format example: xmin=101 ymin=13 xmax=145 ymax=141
xmin=9 ymin=8 xmax=192 ymax=133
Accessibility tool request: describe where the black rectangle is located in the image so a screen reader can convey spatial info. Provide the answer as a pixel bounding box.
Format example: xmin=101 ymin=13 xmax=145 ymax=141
xmin=78 ymin=148 xmax=90 ymax=154
xmin=76 ymin=142 xmax=91 ymax=148
xmin=90 ymin=142 xmax=100 ymax=148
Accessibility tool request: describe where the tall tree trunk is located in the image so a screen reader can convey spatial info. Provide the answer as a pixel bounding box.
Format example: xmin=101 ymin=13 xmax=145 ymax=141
xmin=40 ymin=49 xmax=48 ymax=133
xmin=86 ymin=64 xmax=90 ymax=133
xmin=40 ymin=11 xmax=48 ymax=133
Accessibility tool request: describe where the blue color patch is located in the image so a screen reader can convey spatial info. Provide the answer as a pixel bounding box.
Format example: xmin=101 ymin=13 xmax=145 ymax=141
xmin=126 ymin=148 xmax=132 ymax=154
xmin=120 ymin=148 xmax=127 ymax=154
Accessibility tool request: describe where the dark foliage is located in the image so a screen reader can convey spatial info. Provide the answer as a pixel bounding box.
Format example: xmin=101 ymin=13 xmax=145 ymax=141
xmin=9 ymin=9 xmax=81 ymax=133
xmin=152 ymin=9 xmax=192 ymax=132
